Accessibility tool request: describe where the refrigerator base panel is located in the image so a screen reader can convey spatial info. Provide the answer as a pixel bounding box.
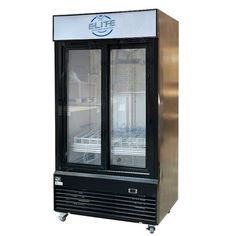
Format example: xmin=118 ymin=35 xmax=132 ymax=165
xmin=54 ymin=172 xmax=157 ymax=225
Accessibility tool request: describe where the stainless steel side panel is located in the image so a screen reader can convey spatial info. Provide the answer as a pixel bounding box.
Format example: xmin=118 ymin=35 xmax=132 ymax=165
xmin=157 ymin=10 xmax=179 ymax=223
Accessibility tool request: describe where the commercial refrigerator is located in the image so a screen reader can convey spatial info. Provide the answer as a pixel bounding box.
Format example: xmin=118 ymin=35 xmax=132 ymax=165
xmin=53 ymin=9 xmax=178 ymax=233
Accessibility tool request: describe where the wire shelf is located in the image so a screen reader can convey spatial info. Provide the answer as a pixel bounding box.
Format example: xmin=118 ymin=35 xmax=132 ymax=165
xmin=71 ymin=127 xmax=145 ymax=156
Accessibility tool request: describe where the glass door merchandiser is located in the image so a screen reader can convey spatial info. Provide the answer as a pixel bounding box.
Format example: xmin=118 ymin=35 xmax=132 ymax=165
xmin=53 ymin=9 xmax=178 ymax=233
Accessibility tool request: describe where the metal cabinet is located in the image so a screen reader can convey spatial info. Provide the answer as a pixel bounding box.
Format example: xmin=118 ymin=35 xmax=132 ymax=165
xmin=53 ymin=9 xmax=178 ymax=233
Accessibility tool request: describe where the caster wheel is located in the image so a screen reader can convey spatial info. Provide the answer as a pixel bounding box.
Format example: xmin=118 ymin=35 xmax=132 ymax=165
xmin=146 ymin=225 xmax=155 ymax=234
xmin=58 ymin=213 xmax=68 ymax=222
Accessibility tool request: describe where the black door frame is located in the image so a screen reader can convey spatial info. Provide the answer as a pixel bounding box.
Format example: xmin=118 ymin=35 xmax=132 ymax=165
xmin=55 ymin=38 xmax=158 ymax=179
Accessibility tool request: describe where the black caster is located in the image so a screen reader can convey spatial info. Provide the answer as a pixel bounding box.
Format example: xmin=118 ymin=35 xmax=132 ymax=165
xmin=146 ymin=225 xmax=155 ymax=234
xmin=58 ymin=213 xmax=68 ymax=222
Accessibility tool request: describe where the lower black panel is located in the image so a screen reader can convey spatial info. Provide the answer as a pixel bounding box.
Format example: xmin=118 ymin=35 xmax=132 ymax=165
xmin=54 ymin=172 xmax=157 ymax=224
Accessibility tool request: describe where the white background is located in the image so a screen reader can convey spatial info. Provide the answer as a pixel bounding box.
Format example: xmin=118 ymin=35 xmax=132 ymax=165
xmin=0 ymin=0 xmax=236 ymax=235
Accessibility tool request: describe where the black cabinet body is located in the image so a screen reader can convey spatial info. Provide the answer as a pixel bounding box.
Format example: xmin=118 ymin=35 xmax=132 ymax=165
xmin=53 ymin=9 xmax=178 ymax=226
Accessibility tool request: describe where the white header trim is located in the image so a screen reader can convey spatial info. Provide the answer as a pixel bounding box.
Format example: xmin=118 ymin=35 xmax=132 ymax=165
xmin=53 ymin=10 xmax=156 ymax=40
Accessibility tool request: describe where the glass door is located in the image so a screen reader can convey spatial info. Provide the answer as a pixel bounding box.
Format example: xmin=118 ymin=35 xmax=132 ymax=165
xmin=67 ymin=49 xmax=102 ymax=165
xmin=110 ymin=48 xmax=146 ymax=168
xmin=57 ymin=39 xmax=155 ymax=175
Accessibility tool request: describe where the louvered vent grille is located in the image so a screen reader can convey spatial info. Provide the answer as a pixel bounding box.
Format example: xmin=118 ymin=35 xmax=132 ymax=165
xmin=55 ymin=188 xmax=156 ymax=223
